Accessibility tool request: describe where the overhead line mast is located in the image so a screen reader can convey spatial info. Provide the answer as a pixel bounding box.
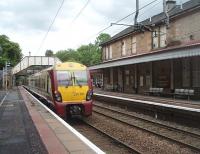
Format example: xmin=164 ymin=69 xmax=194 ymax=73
xmin=134 ymin=0 xmax=139 ymax=25
xmin=85 ymin=0 xmax=159 ymax=42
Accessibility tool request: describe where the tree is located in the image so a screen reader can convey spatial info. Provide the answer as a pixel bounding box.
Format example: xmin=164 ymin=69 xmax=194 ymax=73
xmin=0 ymin=35 xmax=22 ymax=69
xmin=95 ymin=33 xmax=111 ymax=46
xmin=54 ymin=33 xmax=111 ymax=66
xmin=45 ymin=49 xmax=54 ymax=57
xmin=55 ymin=49 xmax=78 ymax=62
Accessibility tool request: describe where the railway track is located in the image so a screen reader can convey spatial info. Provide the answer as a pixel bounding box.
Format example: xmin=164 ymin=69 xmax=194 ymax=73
xmin=93 ymin=102 xmax=200 ymax=152
xmin=26 ymin=87 xmax=200 ymax=153
xmin=69 ymin=119 xmax=141 ymax=154
xmin=26 ymin=88 xmax=141 ymax=153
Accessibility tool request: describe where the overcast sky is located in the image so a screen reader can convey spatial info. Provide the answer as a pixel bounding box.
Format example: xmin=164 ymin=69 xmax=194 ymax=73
xmin=0 ymin=0 xmax=188 ymax=57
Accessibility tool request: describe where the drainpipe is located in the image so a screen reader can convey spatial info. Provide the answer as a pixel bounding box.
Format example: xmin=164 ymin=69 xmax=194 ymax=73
xmin=163 ymin=0 xmax=170 ymax=28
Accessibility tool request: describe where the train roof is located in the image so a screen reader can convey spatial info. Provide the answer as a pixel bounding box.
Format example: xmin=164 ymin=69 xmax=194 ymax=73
xmin=54 ymin=62 xmax=87 ymax=71
xmin=29 ymin=62 xmax=87 ymax=77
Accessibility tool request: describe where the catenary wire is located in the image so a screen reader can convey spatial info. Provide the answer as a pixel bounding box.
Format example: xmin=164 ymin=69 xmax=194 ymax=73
xmin=80 ymin=0 xmax=160 ymax=45
xmin=71 ymin=0 xmax=90 ymax=24
xmin=37 ymin=0 xmax=65 ymax=53
xmin=37 ymin=0 xmax=90 ymax=53
xmin=109 ymin=0 xmax=163 ymax=37
xmin=91 ymin=0 xmax=159 ymax=38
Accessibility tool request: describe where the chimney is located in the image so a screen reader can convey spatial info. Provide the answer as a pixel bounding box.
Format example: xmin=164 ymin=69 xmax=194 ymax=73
xmin=166 ymin=0 xmax=176 ymax=12
xmin=180 ymin=0 xmax=183 ymax=9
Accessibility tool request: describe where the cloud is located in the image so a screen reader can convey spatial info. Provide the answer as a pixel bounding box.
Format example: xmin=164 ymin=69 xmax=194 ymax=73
xmin=0 ymin=0 xmax=190 ymax=57
xmin=0 ymin=0 xmax=67 ymax=32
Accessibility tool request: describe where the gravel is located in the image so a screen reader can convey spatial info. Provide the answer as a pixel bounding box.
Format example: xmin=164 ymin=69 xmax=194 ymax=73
xmin=85 ymin=112 xmax=199 ymax=154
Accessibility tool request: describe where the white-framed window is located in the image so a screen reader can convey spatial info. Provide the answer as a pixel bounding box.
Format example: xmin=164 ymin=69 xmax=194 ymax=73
xmin=103 ymin=47 xmax=106 ymax=60
xmin=132 ymin=36 xmax=136 ymax=54
xmin=105 ymin=46 xmax=109 ymax=60
xmin=152 ymin=26 xmax=167 ymax=49
xmin=160 ymin=26 xmax=167 ymax=48
xmin=109 ymin=45 xmax=112 ymax=59
xmin=122 ymin=40 xmax=126 ymax=56
xmin=152 ymin=28 xmax=159 ymax=49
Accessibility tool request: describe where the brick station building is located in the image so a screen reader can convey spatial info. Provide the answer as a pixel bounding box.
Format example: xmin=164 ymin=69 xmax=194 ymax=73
xmin=89 ymin=0 xmax=200 ymax=99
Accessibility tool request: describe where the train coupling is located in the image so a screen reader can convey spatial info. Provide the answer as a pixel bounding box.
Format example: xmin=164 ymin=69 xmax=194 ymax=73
xmin=69 ymin=105 xmax=82 ymax=115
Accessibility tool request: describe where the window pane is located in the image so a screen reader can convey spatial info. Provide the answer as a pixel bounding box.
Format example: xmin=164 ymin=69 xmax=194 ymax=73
xmin=109 ymin=45 xmax=112 ymax=59
xmin=106 ymin=47 xmax=109 ymax=60
xmin=160 ymin=35 xmax=166 ymax=47
xmin=152 ymin=36 xmax=158 ymax=49
xmin=122 ymin=40 xmax=126 ymax=56
xmin=74 ymin=71 xmax=88 ymax=86
xmin=160 ymin=26 xmax=166 ymax=47
xmin=152 ymin=28 xmax=159 ymax=49
xmin=132 ymin=37 xmax=136 ymax=54
xmin=57 ymin=71 xmax=72 ymax=86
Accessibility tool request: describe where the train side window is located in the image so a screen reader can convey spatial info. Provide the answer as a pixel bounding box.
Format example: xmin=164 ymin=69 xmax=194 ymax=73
xmin=46 ymin=75 xmax=49 ymax=93
xmin=47 ymin=75 xmax=50 ymax=93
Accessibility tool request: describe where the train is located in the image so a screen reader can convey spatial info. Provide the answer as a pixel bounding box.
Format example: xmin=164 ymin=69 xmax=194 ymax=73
xmin=27 ymin=62 xmax=93 ymax=118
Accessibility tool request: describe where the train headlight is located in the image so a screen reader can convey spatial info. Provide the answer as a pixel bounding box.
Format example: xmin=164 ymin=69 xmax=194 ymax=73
xmin=86 ymin=90 xmax=93 ymax=101
xmin=54 ymin=91 xmax=62 ymax=102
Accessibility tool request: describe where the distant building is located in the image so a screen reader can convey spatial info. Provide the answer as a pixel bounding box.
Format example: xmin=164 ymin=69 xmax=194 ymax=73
xmin=89 ymin=0 xmax=200 ymax=98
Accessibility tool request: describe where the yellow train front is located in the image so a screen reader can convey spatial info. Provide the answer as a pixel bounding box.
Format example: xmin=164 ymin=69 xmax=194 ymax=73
xmin=28 ymin=62 xmax=93 ymax=118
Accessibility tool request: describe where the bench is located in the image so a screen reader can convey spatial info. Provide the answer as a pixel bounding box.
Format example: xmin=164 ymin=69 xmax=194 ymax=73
xmin=145 ymin=88 xmax=164 ymax=96
xmin=174 ymin=89 xmax=194 ymax=100
xmin=105 ymin=84 xmax=123 ymax=92
xmin=105 ymin=84 xmax=114 ymax=91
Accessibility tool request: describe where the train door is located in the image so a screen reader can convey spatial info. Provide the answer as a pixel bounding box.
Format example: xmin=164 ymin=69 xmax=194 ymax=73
xmin=47 ymin=74 xmax=52 ymax=96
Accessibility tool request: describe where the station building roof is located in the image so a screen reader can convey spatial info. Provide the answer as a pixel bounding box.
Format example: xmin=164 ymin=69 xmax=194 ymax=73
xmin=100 ymin=0 xmax=200 ymax=46
xmin=89 ymin=41 xmax=200 ymax=70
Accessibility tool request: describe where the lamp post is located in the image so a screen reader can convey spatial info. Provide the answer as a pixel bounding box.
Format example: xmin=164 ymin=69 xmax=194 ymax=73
xmin=0 ymin=45 xmax=3 ymax=89
xmin=5 ymin=61 xmax=10 ymax=92
xmin=2 ymin=67 xmax=4 ymax=88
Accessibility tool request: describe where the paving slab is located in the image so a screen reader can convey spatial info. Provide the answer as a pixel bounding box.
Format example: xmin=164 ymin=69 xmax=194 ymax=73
xmin=19 ymin=87 xmax=103 ymax=154
xmin=0 ymin=88 xmax=47 ymax=154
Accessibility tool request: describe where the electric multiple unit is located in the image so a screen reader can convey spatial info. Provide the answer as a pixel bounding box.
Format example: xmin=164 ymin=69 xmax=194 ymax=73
xmin=27 ymin=62 xmax=93 ymax=118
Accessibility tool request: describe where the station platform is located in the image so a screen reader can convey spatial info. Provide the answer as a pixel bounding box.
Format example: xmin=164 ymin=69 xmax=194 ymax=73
xmin=0 ymin=87 xmax=104 ymax=154
xmin=93 ymin=88 xmax=200 ymax=125
xmin=94 ymin=88 xmax=200 ymax=111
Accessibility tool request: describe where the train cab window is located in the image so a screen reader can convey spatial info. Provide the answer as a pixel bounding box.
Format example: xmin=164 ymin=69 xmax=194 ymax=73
xmin=57 ymin=71 xmax=72 ymax=86
xmin=73 ymin=71 xmax=88 ymax=86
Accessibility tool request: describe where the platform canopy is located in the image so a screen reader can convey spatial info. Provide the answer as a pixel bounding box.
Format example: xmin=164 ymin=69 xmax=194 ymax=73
xmin=12 ymin=56 xmax=62 ymax=75
xmin=89 ymin=43 xmax=200 ymax=70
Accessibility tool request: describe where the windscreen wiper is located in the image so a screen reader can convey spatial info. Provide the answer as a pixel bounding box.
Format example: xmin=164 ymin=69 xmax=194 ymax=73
xmin=65 ymin=81 xmax=70 ymax=88
xmin=75 ymin=78 xmax=82 ymax=87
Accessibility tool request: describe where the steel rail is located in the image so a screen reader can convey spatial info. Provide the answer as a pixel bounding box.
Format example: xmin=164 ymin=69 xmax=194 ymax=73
xmin=94 ymin=103 xmax=200 ymax=138
xmin=93 ymin=107 xmax=200 ymax=152
xmin=81 ymin=120 xmax=142 ymax=154
xmin=25 ymin=87 xmax=141 ymax=153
